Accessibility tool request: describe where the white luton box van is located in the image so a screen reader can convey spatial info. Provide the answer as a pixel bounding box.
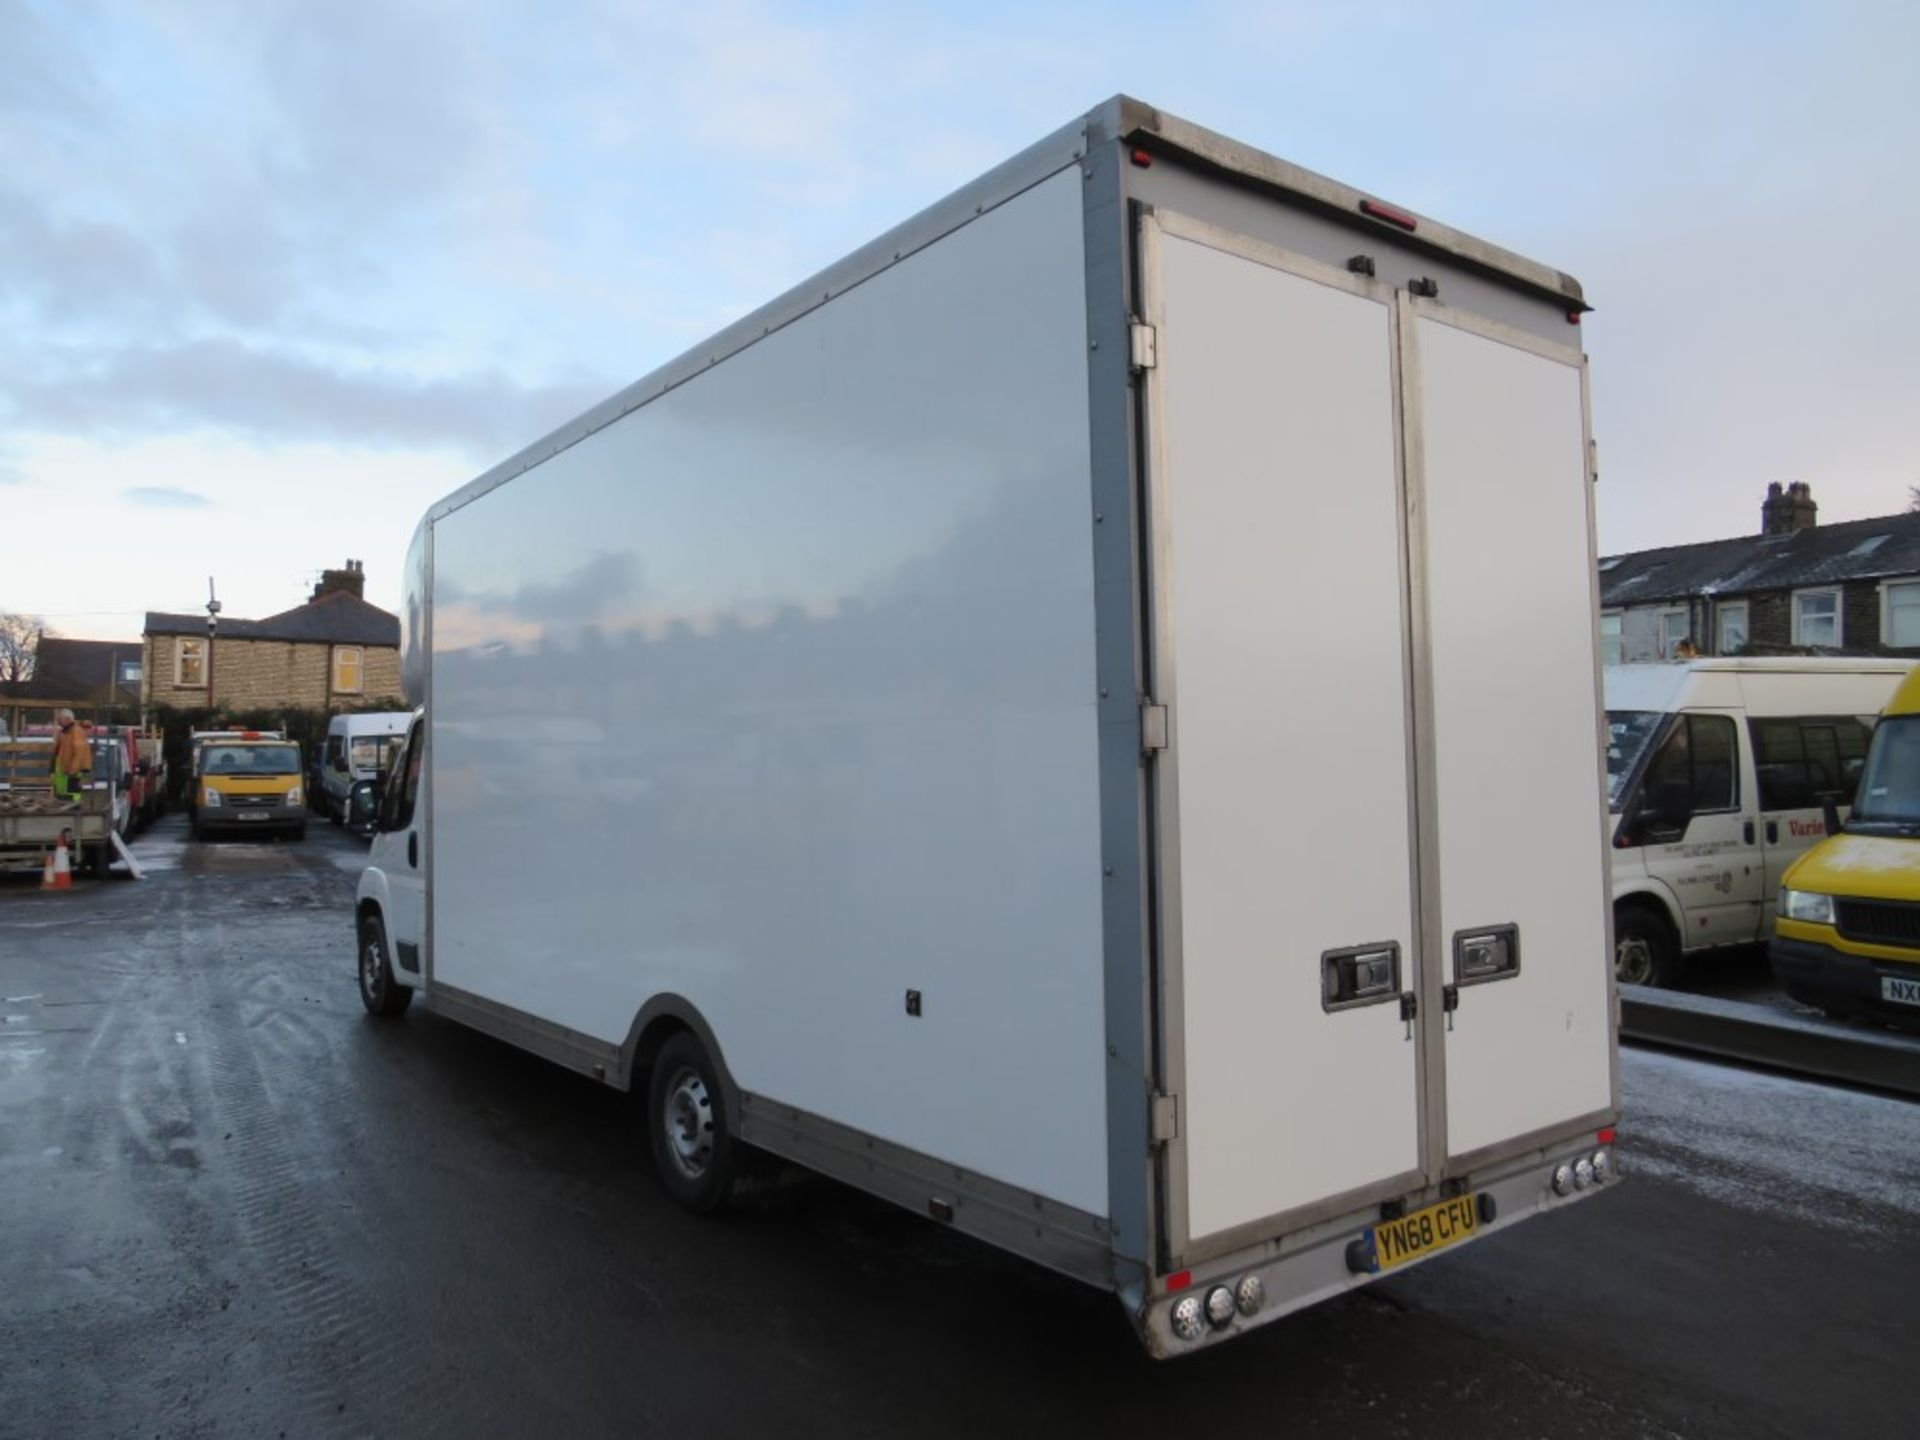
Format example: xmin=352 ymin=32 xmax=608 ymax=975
xmin=355 ymin=96 xmax=1619 ymax=1355
xmin=1606 ymin=658 xmax=1908 ymax=986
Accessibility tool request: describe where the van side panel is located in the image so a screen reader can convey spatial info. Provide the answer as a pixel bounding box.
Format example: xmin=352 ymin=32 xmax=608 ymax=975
xmin=426 ymin=168 xmax=1112 ymax=1216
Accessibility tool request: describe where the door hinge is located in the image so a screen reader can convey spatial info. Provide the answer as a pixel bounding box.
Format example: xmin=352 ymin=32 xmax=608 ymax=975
xmin=1150 ymin=1092 xmax=1179 ymax=1145
xmin=1443 ymin=983 xmax=1459 ymax=1032
xmin=1129 ymin=320 xmax=1158 ymax=371
xmin=1140 ymin=702 xmax=1169 ymax=755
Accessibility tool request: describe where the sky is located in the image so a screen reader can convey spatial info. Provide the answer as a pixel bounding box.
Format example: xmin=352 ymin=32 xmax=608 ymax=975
xmin=3 ymin=0 xmax=1917 ymax=639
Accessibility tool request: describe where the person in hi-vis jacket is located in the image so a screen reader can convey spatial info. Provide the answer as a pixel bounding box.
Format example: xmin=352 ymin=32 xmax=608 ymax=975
xmin=50 ymin=709 xmax=92 ymax=802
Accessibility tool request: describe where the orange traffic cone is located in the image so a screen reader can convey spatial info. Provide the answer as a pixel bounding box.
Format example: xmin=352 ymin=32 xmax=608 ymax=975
xmin=42 ymin=832 xmax=73 ymax=891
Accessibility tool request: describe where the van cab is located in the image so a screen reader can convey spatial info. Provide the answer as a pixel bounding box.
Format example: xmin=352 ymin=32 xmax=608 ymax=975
xmin=191 ymin=732 xmax=307 ymax=841
xmin=1605 ymin=658 xmax=1909 ymax=986
xmin=319 ymin=712 xmax=410 ymax=823
xmin=1771 ymin=664 xmax=1920 ymax=1026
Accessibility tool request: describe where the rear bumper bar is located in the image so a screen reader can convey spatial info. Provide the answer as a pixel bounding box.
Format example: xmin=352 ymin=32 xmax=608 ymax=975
xmin=1135 ymin=1131 xmax=1615 ymax=1357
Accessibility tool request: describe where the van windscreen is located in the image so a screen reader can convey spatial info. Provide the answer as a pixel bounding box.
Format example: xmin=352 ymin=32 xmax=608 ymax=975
xmin=1606 ymin=711 xmax=1665 ymax=811
xmin=202 ymin=744 xmax=300 ymax=777
xmin=1849 ymin=714 xmax=1920 ymax=830
xmin=348 ymin=735 xmax=403 ymax=775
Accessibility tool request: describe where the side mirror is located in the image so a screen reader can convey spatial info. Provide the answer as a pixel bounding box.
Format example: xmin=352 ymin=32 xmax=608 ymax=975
xmin=119 ymin=775 xmax=133 ymax=794
xmin=1820 ymin=794 xmax=1844 ymax=839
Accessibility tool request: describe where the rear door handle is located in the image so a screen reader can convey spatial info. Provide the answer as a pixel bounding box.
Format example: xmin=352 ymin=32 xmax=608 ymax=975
xmin=1766 ymin=820 xmax=1778 ymax=844
xmin=1744 ymin=819 xmax=1755 ymax=844
xmin=408 ymin=832 xmax=418 ymax=868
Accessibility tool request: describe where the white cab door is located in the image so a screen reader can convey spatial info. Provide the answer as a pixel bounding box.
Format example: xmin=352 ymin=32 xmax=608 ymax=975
xmin=1143 ymin=216 xmax=1425 ymax=1252
xmin=1407 ymin=305 xmax=1614 ymax=1164
xmin=1637 ymin=711 xmax=1765 ymax=949
xmin=372 ymin=715 xmax=427 ymax=975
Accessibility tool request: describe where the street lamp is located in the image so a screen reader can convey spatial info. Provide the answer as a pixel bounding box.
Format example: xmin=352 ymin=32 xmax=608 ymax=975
xmin=206 ymin=577 xmax=221 ymax=717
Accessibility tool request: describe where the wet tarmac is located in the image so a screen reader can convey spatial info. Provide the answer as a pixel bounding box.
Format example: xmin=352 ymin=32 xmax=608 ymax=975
xmin=2 ymin=813 xmax=1914 ymax=1437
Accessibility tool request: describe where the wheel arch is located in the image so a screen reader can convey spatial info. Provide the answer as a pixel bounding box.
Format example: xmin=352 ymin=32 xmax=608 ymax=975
xmin=1613 ymin=880 xmax=1682 ymax=944
xmin=618 ymin=995 xmax=741 ymax=1128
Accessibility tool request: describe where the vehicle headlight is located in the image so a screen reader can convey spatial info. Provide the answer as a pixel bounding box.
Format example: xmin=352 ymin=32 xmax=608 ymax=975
xmin=1780 ymin=889 xmax=1835 ymax=925
xmin=286 ymin=786 xmax=302 ymax=806
xmin=203 ymin=788 xmax=222 ymax=807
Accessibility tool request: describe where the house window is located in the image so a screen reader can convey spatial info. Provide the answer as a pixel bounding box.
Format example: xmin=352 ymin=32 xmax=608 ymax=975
xmin=1657 ymin=607 xmax=1690 ymax=659
xmin=333 ymin=646 xmax=364 ymax=694
xmin=117 ymin=659 xmax=142 ymax=684
xmin=175 ymin=638 xmax=206 ymax=687
xmin=1792 ymin=589 xmax=1841 ymax=648
xmin=1884 ymin=581 xmax=1920 ymax=647
xmin=1600 ymin=612 xmax=1624 ymax=667
xmin=1716 ymin=601 xmax=1749 ymax=656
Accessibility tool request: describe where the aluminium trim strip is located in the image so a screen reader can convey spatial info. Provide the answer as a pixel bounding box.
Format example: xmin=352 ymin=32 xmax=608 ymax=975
xmin=1393 ymin=290 xmax=1454 ymax=1184
xmin=737 ymin=1094 xmax=1116 ymax=1290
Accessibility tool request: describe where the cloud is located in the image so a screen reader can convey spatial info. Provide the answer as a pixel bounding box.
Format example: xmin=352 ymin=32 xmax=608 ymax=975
xmin=2 ymin=337 xmax=608 ymax=460
xmin=123 ymin=485 xmax=211 ymax=509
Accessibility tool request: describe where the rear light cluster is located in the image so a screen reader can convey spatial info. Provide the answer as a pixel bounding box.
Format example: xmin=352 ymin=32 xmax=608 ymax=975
xmin=1169 ymin=1273 xmax=1265 ymax=1343
xmin=1552 ymin=1134 xmax=1618 ymax=1196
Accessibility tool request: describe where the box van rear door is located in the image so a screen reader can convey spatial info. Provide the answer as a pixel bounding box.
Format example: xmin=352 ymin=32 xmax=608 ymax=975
xmin=1401 ymin=298 xmax=1615 ymax=1167
xmin=1138 ymin=212 xmax=1429 ymax=1262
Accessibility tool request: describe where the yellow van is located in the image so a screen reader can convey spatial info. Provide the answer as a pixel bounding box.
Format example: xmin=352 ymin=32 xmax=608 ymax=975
xmin=1771 ymin=664 xmax=1920 ymax=1024
xmin=191 ymin=732 xmax=307 ymax=841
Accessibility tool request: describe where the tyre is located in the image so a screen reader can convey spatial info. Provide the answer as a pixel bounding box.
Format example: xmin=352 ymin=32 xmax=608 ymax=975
xmin=1615 ymin=903 xmax=1683 ymax=988
xmin=86 ymin=843 xmax=114 ymax=879
xmin=357 ymin=912 xmax=413 ymax=1017
xmin=647 ymin=1030 xmax=738 ymax=1214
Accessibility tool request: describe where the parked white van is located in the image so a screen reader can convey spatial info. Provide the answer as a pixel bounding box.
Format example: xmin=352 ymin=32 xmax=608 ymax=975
xmin=319 ymin=712 xmax=411 ymax=822
xmin=1606 ymin=658 xmax=1911 ymax=985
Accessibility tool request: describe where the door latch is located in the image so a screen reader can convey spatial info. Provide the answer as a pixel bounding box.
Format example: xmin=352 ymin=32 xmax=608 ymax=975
xmin=1443 ymin=983 xmax=1460 ymax=1032
xmin=1398 ymin=990 xmax=1418 ymax=1041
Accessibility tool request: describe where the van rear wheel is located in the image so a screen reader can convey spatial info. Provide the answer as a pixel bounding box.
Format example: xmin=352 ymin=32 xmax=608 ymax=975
xmin=646 ymin=1031 xmax=737 ymax=1214
xmin=1615 ymin=904 xmax=1682 ymax=988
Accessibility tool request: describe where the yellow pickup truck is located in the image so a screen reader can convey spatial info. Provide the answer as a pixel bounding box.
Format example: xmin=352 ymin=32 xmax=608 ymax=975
xmin=189 ymin=731 xmax=307 ymax=841
xmin=1771 ymin=664 xmax=1920 ymax=1026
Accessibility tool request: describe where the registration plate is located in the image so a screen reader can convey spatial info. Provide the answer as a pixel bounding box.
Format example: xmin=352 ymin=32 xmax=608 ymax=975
xmin=1362 ymin=1194 xmax=1480 ymax=1272
xmin=1883 ymin=974 xmax=1920 ymax=1008
xmin=238 ymin=812 xmax=268 ymax=821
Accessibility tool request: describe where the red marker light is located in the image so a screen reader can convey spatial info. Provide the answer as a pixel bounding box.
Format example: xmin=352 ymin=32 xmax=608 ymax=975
xmin=1359 ymin=198 xmax=1417 ymax=232
xmin=1567 ymin=309 xmax=1583 ymax=325
xmin=1130 ymin=147 xmax=1153 ymax=168
xmin=1598 ymin=1127 xmax=1617 ymax=1144
xmin=1166 ymin=1269 xmax=1192 ymax=1292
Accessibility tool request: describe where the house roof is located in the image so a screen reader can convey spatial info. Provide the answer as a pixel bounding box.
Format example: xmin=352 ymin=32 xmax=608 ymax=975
xmin=145 ymin=590 xmax=399 ymax=647
xmin=1600 ymin=510 xmax=1920 ymax=607
xmin=1 ymin=638 xmax=143 ymax=701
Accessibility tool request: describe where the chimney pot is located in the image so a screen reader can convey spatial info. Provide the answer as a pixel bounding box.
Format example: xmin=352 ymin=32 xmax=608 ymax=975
xmin=311 ymin=560 xmax=368 ymax=601
xmin=1762 ymin=481 xmax=1819 ymax=536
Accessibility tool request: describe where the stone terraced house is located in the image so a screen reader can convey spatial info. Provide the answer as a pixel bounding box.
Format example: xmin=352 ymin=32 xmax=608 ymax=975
xmin=1600 ymin=484 xmax=1920 ymax=664
xmin=143 ymin=561 xmax=402 ymax=714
